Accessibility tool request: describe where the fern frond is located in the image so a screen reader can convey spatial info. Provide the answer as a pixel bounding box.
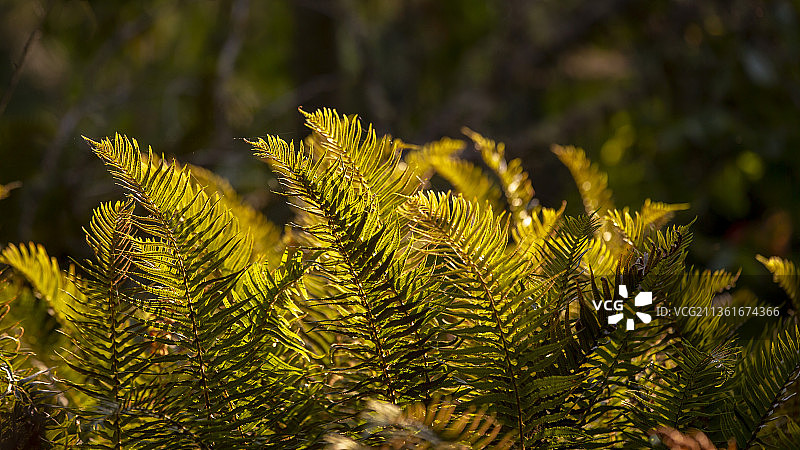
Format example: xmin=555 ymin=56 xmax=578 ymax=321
xmin=188 ymin=163 xmax=284 ymax=267
xmin=756 ymin=255 xmax=799 ymax=311
xmin=630 ymin=343 xmax=737 ymax=440
xmin=463 ymin=127 xmax=535 ymax=225
xmin=540 ymin=214 xmax=600 ymax=300
xmin=405 ymin=136 xmax=504 ymax=211
xmin=85 ymin=134 xmax=252 ymax=275
xmin=63 ymin=200 xmax=150 ymax=448
xmin=675 ymin=269 xmax=739 ymax=348
xmin=403 ymin=136 xmax=465 ymax=179
xmin=552 ymin=145 xmax=614 ymax=216
xmin=725 ymin=321 xmax=800 ymax=449
xmin=572 ymin=225 xmax=691 ymax=443
xmin=327 ymin=399 xmax=516 ymax=449
xmin=605 ymin=200 xmax=689 ymax=250
xmin=301 ymin=107 xmax=419 ymax=220
xmin=84 ymin=136 xmax=318 ymax=446
xmin=253 ymin=135 xmax=449 ymax=407
xmin=433 ymin=157 xmax=504 ymax=211
xmin=513 ymin=202 xmax=565 ymax=244
xmin=640 ymin=199 xmax=690 ymax=231
xmin=400 ymin=192 xmax=583 ymax=447
xmin=0 ymin=242 xmax=86 ymax=332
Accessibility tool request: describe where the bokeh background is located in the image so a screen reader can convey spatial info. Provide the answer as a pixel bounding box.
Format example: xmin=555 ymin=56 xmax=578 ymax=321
xmin=1 ymin=0 xmax=798 ymax=289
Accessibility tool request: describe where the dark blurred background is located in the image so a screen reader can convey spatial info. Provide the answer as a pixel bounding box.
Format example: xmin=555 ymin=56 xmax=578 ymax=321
xmin=1 ymin=0 xmax=798 ymax=280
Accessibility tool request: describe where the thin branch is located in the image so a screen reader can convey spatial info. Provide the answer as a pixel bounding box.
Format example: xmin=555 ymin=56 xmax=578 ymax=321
xmin=0 ymin=0 xmax=55 ymax=118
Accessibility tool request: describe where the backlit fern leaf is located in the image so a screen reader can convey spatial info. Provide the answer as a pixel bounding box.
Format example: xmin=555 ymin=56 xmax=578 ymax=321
xmin=252 ymin=135 xmax=449 ymax=408
xmin=188 ymin=163 xmax=285 ymax=267
xmin=756 ymin=255 xmax=799 ymax=311
xmin=640 ymin=199 xmax=690 ymax=231
xmin=630 ymin=343 xmax=737 ymax=442
xmin=676 ymin=269 xmax=739 ymax=348
xmin=463 ymin=128 xmax=535 ymax=226
xmin=400 ymin=192 xmax=582 ymax=447
xmin=512 ymin=202 xmax=565 ymax=244
xmin=724 ymin=321 xmax=800 ymax=449
xmin=405 ymin=136 xmax=504 ymax=211
xmin=431 ymin=157 xmax=504 ymax=212
xmin=326 ymin=399 xmax=516 ymax=449
xmin=606 ymin=200 xmax=689 ymax=250
xmin=62 ymin=200 xmax=149 ymax=448
xmin=403 ymin=136 xmax=466 ymax=179
xmin=301 ymin=107 xmax=419 ymax=220
xmin=85 ymin=134 xmax=252 ymax=275
xmin=83 ymin=135 xmax=314 ymax=447
xmin=552 ymin=145 xmax=614 ymax=216
xmin=0 ymin=242 xmax=86 ymax=333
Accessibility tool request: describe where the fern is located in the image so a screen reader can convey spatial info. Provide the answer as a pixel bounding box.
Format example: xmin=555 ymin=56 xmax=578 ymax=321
xmin=187 ymin=163 xmax=285 ymax=267
xmin=725 ymin=321 xmax=800 ymax=448
xmin=1 ymin=107 xmax=797 ymax=448
xmin=629 ymin=342 xmax=738 ymax=441
xmin=552 ymin=144 xmax=614 ymax=216
xmin=252 ymin=134 xmax=450 ymax=411
xmin=326 ymin=399 xmax=516 ymax=449
xmin=0 ymin=276 xmax=70 ymax=448
xmin=400 ymin=192 xmax=582 ymax=447
xmin=0 ymin=242 xmax=86 ymax=333
xmin=756 ymin=255 xmax=800 ymax=312
xmin=62 ymin=200 xmax=145 ymax=448
xmin=463 ymin=128 xmax=535 ymax=226
xmin=86 ymin=134 xmax=253 ymax=275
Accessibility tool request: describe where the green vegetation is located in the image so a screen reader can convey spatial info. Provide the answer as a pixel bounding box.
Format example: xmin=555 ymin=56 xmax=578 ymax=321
xmin=1 ymin=108 xmax=798 ymax=448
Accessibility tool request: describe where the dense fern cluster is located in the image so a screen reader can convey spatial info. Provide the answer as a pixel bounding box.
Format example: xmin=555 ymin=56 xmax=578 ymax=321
xmin=1 ymin=108 xmax=798 ymax=448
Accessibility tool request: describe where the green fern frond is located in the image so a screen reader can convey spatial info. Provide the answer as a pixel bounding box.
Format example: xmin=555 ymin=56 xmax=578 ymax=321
xmin=85 ymin=134 xmax=252 ymax=275
xmin=463 ymin=127 xmax=535 ymax=226
xmin=301 ymin=107 xmax=419 ymax=220
xmin=552 ymin=145 xmax=614 ymax=216
xmin=400 ymin=192 xmax=582 ymax=447
xmin=326 ymin=399 xmax=516 ymax=449
xmin=233 ymin=251 xmax=309 ymax=357
xmin=405 ymin=136 xmax=505 ymax=211
xmin=188 ymin=163 xmax=285 ymax=267
xmin=725 ymin=321 xmax=800 ymax=449
xmin=253 ymin=134 xmax=449 ymax=406
xmin=760 ymin=417 xmax=800 ymax=449
xmin=0 ymin=317 xmax=69 ymax=450
xmin=83 ymin=136 xmax=319 ymax=446
xmin=432 ymin=157 xmax=505 ymax=211
xmin=62 ymin=200 xmax=150 ymax=448
xmin=675 ymin=269 xmax=739 ymax=348
xmin=640 ymin=199 xmax=690 ymax=231
xmin=540 ymin=214 xmax=600 ymax=297
xmin=513 ymin=202 xmax=565 ymax=244
xmin=630 ymin=342 xmax=737 ymax=440
xmin=605 ymin=200 xmax=689 ymax=250
xmin=403 ymin=136 xmax=466 ymax=178
xmin=756 ymin=255 xmax=799 ymax=311
xmin=582 ymin=235 xmax=617 ymax=280
xmin=0 ymin=242 xmax=86 ymax=332
xmin=572 ymin=226 xmax=691 ymax=443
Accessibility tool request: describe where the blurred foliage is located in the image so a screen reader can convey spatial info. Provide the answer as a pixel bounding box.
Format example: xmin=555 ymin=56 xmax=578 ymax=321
xmin=0 ymin=0 xmax=798 ymax=284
